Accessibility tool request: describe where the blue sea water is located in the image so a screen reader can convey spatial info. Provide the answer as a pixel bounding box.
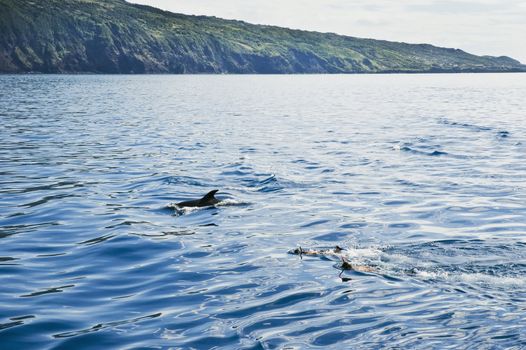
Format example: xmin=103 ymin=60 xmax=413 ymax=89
xmin=1 ymin=73 xmax=526 ymax=349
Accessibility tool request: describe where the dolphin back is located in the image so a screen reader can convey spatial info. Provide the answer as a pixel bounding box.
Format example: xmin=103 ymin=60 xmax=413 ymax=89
xmin=176 ymin=190 xmax=220 ymax=208
xmin=199 ymin=190 xmax=219 ymax=206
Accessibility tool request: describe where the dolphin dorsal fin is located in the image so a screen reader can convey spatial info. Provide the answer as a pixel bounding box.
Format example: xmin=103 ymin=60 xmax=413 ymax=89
xmin=199 ymin=190 xmax=219 ymax=205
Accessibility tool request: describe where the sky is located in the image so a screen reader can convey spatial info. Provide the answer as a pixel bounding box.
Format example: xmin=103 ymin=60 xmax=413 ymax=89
xmin=129 ymin=0 xmax=526 ymax=63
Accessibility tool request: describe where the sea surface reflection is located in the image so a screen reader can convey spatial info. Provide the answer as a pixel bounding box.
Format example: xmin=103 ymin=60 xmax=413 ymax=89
xmin=1 ymin=74 xmax=526 ymax=349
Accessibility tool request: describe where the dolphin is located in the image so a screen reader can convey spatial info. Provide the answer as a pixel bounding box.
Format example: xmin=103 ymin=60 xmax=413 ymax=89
xmin=289 ymin=246 xmax=345 ymax=257
xmin=290 ymin=246 xmax=376 ymax=273
xmin=176 ymin=190 xmax=220 ymax=208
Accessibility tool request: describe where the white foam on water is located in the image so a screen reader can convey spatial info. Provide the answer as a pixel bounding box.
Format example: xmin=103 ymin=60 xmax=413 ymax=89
xmin=452 ymin=272 xmax=526 ymax=287
xmin=415 ymin=269 xmax=526 ymax=287
xmin=342 ymin=247 xmax=383 ymax=260
xmin=180 ymin=206 xmax=204 ymax=214
xmin=216 ymin=199 xmax=251 ymax=207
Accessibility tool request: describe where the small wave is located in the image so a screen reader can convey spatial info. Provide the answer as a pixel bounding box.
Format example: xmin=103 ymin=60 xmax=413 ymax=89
xmin=439 ymin=118 xmax=492 ymax=132
xmin=78 ymin=234 xmax=116 ymax=246
xmin=395 ymin=141 xmax=471 ymax=159
xmin=414 ymin=270 xmax=526 ymax=288
xmin=53 ymin=313 xmax=162 ymax=338
xmin=257 ymin=185 xmax=283 ymax=193
xmin=162 ymin=176 xmax=209 ymax=187
xmin=0 ymin=222 xmax=60 ymax=239
xmin=260 ymin=175 xmax=278 ymax=185
xmin=497 ymin=130 xmax=510 ymax=139
xmin=21 ymin=284 xmax=75 ymax=298
xmin=0 ymin=315 xmax=35 ymax=331
xmin=215 ymin=199 xmax=251 ymax=207
xmin=220 ymin=170 xmax=252 ymax=176
xmin=240 ymin=173 xmax=312 ymax=193
xmin=132 ymin=230 xmax=196 ymax=238
xmin=239 ymin=174 xmax=283 ymax=192
xmin=255 ymin=174 xmax=285 ymax=193
xmin=19 ymin=194 xmax=81 ymax=208
xmin=167 ymin=205 xmax=213 ymax=216
xmin=439 ymin=118 xmax=512 ymax=141
xmin=395 ymin=144 xmax=449 ymax=157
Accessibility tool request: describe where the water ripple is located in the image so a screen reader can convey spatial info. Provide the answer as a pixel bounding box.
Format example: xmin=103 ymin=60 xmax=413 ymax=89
xmin=1 ymin=74 xmax=526 ymax=349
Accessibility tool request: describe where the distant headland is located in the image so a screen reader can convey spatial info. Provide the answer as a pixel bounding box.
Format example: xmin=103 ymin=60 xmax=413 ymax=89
xmin=1 ymin=0 xmax=525 ymax=74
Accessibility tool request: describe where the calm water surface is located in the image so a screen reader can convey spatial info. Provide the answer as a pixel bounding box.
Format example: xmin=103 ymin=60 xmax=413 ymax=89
xmin=1 ymin=74 xmax=526 ymax=349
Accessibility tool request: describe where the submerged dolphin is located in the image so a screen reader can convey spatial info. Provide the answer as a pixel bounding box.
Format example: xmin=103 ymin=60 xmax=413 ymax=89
xmin=176 ymin=190 xmax=220 ymax=208
xmin=290 ymin=246 xmax=376 ymax=273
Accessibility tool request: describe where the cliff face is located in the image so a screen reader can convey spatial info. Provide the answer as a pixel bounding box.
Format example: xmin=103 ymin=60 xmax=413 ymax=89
xmin=1 ymin=0 xmax=524 ymax=74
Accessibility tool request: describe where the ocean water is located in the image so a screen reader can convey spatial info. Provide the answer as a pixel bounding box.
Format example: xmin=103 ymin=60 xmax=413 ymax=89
xmin=1 ymin=73 xmax=526 ymax=349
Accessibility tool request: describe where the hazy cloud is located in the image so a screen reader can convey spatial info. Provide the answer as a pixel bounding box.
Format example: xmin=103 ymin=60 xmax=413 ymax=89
xmin=129 ymin=0 xmax=526 ymax=62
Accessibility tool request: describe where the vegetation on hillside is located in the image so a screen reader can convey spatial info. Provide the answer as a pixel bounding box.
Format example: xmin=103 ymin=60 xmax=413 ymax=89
xmin=0 ymin=0 xmax=524 ymax=73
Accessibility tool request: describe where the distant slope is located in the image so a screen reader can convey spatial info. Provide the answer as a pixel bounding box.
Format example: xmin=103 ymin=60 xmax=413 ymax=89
xmin=0 ymin=0 xmax=525 ymax=74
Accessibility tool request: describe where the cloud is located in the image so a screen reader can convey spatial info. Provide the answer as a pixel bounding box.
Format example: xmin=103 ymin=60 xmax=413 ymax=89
xmin=406 ymin=0 xmax=511 ymax=14
xmin=128 ymin=0 xmax=526 ymax=62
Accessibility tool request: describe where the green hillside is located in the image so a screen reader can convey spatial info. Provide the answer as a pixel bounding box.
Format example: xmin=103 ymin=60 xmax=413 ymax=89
xmin=0 ymin=0 xmax=524 ymax=74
